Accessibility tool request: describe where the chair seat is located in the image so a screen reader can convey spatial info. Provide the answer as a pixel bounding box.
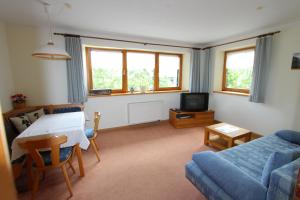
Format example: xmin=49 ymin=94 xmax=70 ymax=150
xmin=38 ymin=147 xmax=73 ymax=166
xmin=85 ymin=128 xmax=94 ymax=138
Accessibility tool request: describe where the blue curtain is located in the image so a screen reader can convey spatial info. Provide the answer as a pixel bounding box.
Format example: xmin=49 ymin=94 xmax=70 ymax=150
xmin=249 ymin=36 xmax=273 ymax=103
xmin=190 ymin=49 xmax=212 ymax=93
xmin=65 ymin=36 xmax=87 ymax=104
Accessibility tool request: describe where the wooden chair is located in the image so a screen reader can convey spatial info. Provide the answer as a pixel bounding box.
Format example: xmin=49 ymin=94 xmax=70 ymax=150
xmin=85 ymin=112 xmax=101 ymax=162
xmin=18 ymin=135 xmax=75 ymax=199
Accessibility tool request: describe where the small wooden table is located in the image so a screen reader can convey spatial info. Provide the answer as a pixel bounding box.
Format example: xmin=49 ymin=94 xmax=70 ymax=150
xmin=204 ymin=123 xmax=251 ymax=149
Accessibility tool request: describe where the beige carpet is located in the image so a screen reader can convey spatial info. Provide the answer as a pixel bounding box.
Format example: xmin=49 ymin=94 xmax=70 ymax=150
xmin=18 ymin=122 xmax=210 ymax=200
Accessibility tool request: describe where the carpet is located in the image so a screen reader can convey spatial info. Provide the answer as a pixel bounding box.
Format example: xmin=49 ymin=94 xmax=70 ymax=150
xmin=18 ymin=121 xmax=210 ymax=200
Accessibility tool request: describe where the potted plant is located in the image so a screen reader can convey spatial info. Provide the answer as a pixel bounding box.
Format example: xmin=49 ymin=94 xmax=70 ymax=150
xmin=11 ymin=94 xmax=27 ymax=109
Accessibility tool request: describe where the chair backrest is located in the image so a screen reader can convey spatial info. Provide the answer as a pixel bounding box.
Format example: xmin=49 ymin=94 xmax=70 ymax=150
xmin=18 ymin=135 xmax=67 ymax=168
xmin=93 ymin=112 xmax=101 ymax=138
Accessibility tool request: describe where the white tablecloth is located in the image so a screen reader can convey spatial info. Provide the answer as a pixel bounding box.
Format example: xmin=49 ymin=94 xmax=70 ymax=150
xmin=11 ymin=111 xmax=90 ymax=161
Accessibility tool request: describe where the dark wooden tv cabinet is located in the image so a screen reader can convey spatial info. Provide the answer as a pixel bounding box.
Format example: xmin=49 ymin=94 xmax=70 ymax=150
xmin=169 ymin=109 xmax=215 ymax=128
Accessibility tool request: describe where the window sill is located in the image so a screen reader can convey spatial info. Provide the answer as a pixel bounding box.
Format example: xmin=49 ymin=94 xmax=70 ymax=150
xmin=213 ymin=91 xmax=250 ymax=97
xmin=88 ymin=90 xmax=188 ymax=98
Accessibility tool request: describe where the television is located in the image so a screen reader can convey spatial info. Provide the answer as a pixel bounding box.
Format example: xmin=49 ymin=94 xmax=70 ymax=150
xmin=180 ymin=93 xmax=209 ymax=112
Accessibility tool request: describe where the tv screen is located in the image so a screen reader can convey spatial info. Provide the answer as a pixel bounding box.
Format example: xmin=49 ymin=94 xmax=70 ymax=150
xmin=180 ymin=93 xmax=209 ymax=112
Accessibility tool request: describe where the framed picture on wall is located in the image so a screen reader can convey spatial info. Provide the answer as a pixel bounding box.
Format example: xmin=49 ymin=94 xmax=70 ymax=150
xmin=291 ymin=53 xmax=300 ymax=70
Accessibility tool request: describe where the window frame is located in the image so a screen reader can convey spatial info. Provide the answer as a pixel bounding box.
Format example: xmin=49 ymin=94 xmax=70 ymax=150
xmin=222 ymin=46 xmax=255 ymax=94
xmin=85 ymin=47 xmax=183 ymax=94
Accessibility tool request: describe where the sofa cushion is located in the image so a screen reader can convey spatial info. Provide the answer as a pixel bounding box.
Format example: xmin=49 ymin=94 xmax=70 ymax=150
xmin=275 ymin=130 xmax=300 ymax=145
xmin=26 ymin=108 xmax=45 ymax=123
xmin=10 ymin=115 xmax=31 ymax=133
xmin=218 ymin=134 xmax=300 ymax=182
xmin=192 ymin=151 xmax=267 ymax=200
xmin=261 ymin=149 xmax=300 ymax=187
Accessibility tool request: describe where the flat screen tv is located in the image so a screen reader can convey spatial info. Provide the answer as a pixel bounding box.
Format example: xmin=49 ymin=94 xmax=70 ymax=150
xmin=180 ymin=93 xmax=209 ymax=112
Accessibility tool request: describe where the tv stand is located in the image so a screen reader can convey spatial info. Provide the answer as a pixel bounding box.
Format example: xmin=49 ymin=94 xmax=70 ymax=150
xmin=169 ymin=109 xmax=214 ymax=128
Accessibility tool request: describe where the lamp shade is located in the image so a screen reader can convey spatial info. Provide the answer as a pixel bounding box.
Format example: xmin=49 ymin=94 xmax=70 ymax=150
xmin=32 ymin=42 xmax=71 ymax=60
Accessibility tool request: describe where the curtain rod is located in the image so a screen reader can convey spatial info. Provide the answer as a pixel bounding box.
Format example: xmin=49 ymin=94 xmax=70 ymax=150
xmin=54 ymin=30 xmax=280 ymax=51
xmin=202 ymin=31 xmax=281 ymax=50
xmin=53 ymin=32 xmax=201 ymax=50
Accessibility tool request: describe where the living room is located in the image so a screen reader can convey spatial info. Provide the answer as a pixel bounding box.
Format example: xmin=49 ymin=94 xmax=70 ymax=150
xmin=0 ymin=0 xmax=300 ymax=200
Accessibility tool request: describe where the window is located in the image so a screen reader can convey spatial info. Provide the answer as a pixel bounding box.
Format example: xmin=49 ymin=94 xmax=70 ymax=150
xmin=88 ymin=49 xmax=124 ymax=92
xmin=158 ymin=54 xmax=181 ymax=90
xmin=127 ymin=52 xmax=155 ymax=91
xmin=86 ymin=47 xmax=182 ymax=93
xmin=223 ymin=47 xmax=255 ymax=93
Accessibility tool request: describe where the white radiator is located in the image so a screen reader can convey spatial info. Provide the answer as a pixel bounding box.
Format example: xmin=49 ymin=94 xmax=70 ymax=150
xmin=128 ymin=101 xmax=163 ymax=125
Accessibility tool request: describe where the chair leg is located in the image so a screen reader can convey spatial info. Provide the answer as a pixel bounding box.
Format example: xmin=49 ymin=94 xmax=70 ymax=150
xmin=94 ymin=139 xmax=100 ymax=151
xmin=61 ymin=165 xmax=73 ymax=197
xmin=91 ymin=139 xmax=100 ymax=162
xmin=31 ymin=171 xmax=40 ymax=200
xmin=68 ymin=160 xmax=76 ymax=174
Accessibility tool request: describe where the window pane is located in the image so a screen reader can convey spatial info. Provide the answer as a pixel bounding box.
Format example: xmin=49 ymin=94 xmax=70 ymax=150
xmin=226 ymin=49 xmax=254 ymax=90
xmin=159 ymin=55 xmax=180 ymax=88
xmin=90 ymin=50 xmax=123 ymax=90
xmin=127 ymin=52 xmax=155 ymax=91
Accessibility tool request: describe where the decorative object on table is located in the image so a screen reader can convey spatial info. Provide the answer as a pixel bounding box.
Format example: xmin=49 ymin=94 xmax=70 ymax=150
xmin=32 ymin=0 xmax=71 ymax=60
xmin=292 ymin=53 xmax=300 ymax=70
xmin=11 ymin=94 xmax=27 ymax=109
xmin=130 ymin=87 xmax=135 ymax=94
xmin=25 ymin=108 xmax=45 ymax=123
xmin=90 ymin=89 xmax=112 ymax=96
xmin=85 ymin=112 xmax=101 ymax=162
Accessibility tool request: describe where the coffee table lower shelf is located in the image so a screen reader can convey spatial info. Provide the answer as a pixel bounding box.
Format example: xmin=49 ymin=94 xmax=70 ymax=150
xmin=205 ymin=123 xmax=251 ymax=150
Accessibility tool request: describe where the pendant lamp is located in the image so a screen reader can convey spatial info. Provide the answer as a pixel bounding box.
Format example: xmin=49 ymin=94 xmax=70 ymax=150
xmin=32 ymin=1 xmax=71 ymax=60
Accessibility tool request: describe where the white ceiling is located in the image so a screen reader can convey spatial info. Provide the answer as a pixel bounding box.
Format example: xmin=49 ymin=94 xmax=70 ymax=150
xmin=0 ymin=0 xmax=300 ymax=44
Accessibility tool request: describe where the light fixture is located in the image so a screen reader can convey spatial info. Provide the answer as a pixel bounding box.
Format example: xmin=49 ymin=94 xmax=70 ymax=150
xmin=32 ymin=1 xmax=71 ymax=60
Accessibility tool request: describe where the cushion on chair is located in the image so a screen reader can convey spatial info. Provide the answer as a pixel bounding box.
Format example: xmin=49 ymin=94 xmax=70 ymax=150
xmin=38 ymin=147 xmax=73 ymax=166
xmin=85 ymin=128 xmax=94 ymax=138
xmin=53 ymin=107 xmax=81 ymax=114
xmin=275 ymin=130 xmax=300 ymax=145
xmin=26 ymin=108 xmax=45 ymax=123
xmin=261 ymin=149 xmax=300 ymax=187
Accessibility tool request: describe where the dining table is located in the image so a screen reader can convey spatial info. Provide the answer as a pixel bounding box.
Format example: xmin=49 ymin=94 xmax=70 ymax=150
xmin=11 ymin=111 xmax=90 ymax=177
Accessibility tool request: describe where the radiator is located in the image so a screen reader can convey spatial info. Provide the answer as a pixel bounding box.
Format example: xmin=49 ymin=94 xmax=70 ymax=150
xmin=128 ymin=101 xmax=163 ymax=125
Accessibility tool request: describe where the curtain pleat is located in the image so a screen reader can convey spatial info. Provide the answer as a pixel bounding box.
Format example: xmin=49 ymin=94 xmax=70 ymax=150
xmin=249 ymin=36 xmax=273 ymax=103
xmin=190 ymin=49 xmax=212 ymax=93
xmin=65 ymin=36 xmax=87 ymax=104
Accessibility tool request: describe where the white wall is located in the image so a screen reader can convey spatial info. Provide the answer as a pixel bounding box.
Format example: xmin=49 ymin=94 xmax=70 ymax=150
xmin=6 ymin=25 xmax=68 ymax=105
xmin=85 ymin=93 xmax=180 ymax=129
xmin=4 ymin=23 xmax=192 ymax=128
xmin=0 ymin=22 xmax=14 ymax=112
xmin=210 ymin=23 xmax=300 ymax=135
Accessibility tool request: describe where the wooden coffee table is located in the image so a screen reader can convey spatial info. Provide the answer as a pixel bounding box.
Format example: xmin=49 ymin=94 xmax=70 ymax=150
xmin=204 ymin=123 xmax=251 ymax=149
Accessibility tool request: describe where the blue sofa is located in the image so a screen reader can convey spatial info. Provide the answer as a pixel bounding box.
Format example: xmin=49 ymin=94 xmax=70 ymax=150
xmin=185 ymin=133 xmax=300 ymax=200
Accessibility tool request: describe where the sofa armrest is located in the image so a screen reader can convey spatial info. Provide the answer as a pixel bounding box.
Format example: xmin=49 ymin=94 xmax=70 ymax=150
xmin=192 ymin=151 xmax=267 ymax=200
xmin=267 ymin=158 xmax=300 ymax=200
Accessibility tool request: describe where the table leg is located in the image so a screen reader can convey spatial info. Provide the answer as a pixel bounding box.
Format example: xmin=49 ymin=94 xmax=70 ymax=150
xmin=75 ymin=144 xmax=85 ymax=177
xmin=228 ymin=139 xmax=234 ymax=148
xmin=204 ymin=128 xmax=209 ymax=146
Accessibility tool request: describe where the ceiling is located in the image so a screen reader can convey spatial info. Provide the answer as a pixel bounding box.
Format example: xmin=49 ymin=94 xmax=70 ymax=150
xmin=0 ymin=0 xmax=300 ymax=44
